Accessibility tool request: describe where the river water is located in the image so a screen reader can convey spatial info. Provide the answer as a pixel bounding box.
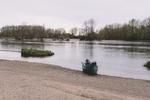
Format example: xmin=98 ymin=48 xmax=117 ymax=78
xmin=0 ymin=39 xmax=150 ymax=80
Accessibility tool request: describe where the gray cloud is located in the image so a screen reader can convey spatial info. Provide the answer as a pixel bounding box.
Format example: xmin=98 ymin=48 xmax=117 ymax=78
xmin=0 ymin=0 xmax=150 ymax=30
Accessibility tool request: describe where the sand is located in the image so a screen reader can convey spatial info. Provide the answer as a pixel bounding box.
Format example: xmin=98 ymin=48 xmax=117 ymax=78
xmin=0 ymin=59 xmax=149 ymax=100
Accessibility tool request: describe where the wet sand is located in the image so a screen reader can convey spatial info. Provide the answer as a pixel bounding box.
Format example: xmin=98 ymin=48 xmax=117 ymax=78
xmin=0 ymin=59 xmax=149 ymax=100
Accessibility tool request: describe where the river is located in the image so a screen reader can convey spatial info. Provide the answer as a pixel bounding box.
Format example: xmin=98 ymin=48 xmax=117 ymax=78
xmin=0 ymin=39 xmax=150 ymax=80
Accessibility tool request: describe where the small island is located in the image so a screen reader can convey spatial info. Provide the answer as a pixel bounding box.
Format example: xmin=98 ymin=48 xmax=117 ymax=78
xmin=144 ymin=61 xmax=150 ymax=70
xmin=21 ymin=48 xmax=54 ymax=57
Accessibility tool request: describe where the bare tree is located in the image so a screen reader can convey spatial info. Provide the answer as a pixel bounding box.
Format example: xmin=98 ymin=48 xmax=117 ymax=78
xmin=83 ymin=18 xmax=96 ymax=35
xmin=70 ymin=27 xmax=78 ymax=36
xmin=55 ymin=28 xmax=66 ymax=34
xmin=88 ymin=19 xmax=95 ymax=33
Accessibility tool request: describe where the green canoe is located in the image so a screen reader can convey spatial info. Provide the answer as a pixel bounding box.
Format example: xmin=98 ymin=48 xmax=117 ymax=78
xmin=82 ymin=60 xmax=98 ymax=75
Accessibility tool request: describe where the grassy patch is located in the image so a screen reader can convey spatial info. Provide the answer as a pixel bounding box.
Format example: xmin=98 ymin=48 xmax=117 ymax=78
xmin=21 ymin=48 xmax=54 ymax=57
xmin=144 ymin=61 xmax=150 ymax=70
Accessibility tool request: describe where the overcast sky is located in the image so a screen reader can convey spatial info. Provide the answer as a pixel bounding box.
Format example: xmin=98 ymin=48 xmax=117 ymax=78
xmin=0 ymin=0 xmax=150 ymax=31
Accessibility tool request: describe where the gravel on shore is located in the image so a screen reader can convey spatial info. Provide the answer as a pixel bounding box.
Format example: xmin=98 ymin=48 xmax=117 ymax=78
xmin=0 ymin=59 xmax=150 ymax=100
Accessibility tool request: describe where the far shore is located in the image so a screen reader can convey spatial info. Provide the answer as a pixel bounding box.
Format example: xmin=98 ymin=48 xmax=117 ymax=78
xmin=0 ymin=59 xmax=150 ymax=100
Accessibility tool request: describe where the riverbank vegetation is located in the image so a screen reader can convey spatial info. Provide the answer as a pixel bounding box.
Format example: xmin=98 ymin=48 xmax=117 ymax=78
xmin=21 ymin=48 xmax=54 ymax=57
xmin=99 ymin=17 xmax=150 ymax=41
xmin=144 ymin=61 xmax=150 ymax=70
xmin=0 ymin=17 xmax=150 ymax=41
xmin=0 ymin=26 xmax=72 ymax=41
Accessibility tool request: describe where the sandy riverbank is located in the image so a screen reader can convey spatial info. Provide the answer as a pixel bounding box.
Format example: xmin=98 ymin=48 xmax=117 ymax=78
xmin=0 ymin=59 xmax=149 ymax=100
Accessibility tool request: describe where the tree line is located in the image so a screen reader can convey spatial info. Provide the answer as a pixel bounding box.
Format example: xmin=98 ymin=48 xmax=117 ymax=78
xmin=0 ymin=25 xmax=72 ymax=41
xmin=0 ymin=17 xmax=150 ymax=41
xmin=99 ymin=17 xmax=150 ymax=40
xmin=74 ymin=17 xmax=150 ymax=41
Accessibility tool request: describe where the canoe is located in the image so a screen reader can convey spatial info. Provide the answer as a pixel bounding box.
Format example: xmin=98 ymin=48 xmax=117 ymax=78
xmin=82 ymin=62 xmax=98 ymax=75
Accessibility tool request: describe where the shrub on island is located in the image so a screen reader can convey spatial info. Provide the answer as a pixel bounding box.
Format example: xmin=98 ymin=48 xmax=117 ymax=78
xmin=21 ymin=48 xmax=54 ymax=57
xmin=144 ymin=61 xmax=150 ymax=70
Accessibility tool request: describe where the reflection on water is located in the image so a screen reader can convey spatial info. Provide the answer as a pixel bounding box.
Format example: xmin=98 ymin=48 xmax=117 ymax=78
xmin=82 ymin=44 xmax=94 ymax=58
xmin=1 ymin=41 xmax=45 ymax=51
xmin=104 ymin=46 xmax=150 ymax=53
xmin=0 ymin=39 xmax=150 ymax=80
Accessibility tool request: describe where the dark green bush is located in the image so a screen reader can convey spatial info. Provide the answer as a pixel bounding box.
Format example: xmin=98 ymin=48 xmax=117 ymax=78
xmin=21 ymin=48 xmax=54 ymax=57
xmin=144 ymin=61 xmax=150 ymax=70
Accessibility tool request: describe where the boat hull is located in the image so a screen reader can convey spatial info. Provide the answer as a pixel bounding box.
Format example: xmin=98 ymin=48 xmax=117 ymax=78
xmin=82 ymin=63 xmax=98 ymax=75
